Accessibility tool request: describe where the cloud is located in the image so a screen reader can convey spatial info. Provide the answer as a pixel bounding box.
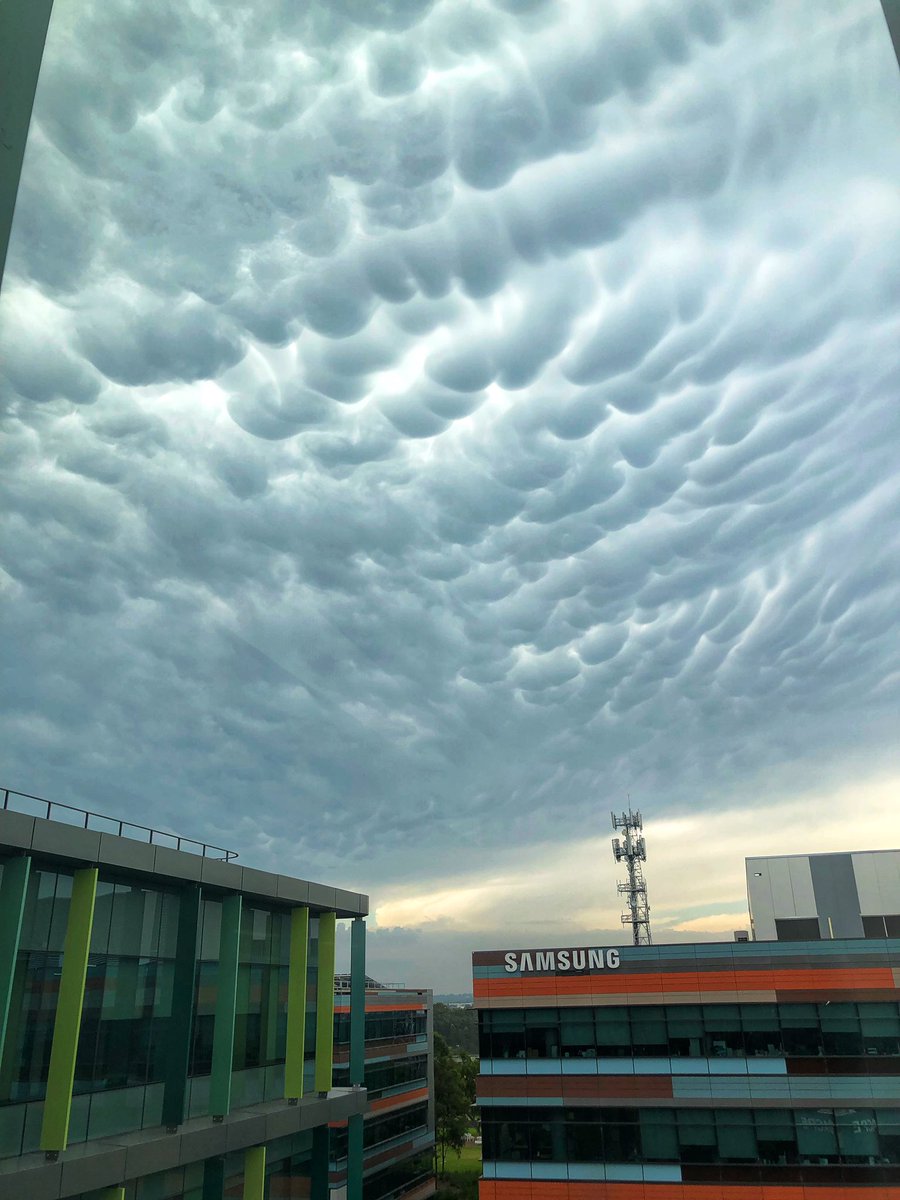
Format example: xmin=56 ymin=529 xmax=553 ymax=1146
xmin=1 ymin=0 xmax=899 ymax=990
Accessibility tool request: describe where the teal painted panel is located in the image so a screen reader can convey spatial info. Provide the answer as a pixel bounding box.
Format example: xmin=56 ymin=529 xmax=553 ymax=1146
xmin=0 ymin=855 xmax=30 ymax=1070
xmin=162 ymin=885 xmax=201 ymax=1128
xmin=349 ymin=917 xmax=366 ymax=1086
xmin=202 ymin=1154 xmax=225 ymax=1200
xmin=210 ymin=893 xmax=242 ymax=1118
xmin=346 ymin=1113 xmax=364 ymax=1200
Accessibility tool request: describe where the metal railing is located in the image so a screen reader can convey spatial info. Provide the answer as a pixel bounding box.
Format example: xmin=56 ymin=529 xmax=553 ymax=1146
xmin=1 ymin=786 xmax=239 ymax=862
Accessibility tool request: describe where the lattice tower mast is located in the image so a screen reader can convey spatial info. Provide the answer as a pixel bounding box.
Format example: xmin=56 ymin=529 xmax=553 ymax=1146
xmin=611 ymin=807 xmax=652 ymax=946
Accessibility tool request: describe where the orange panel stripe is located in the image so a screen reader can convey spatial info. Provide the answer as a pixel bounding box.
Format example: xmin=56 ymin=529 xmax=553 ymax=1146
xmin=473 ymin=967 xmax=896 ymax=999
xmin=368 ymin=1085 xmax=429 ymax=1113
xmin=479 ymin=1182 xmax=900 ymax=1200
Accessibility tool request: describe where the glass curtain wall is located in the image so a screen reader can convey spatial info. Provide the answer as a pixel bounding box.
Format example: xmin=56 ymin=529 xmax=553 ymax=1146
xmin=0 ymin=864 xmax=181 ymax=1156
xmin=479 ymin=1003 xmax=900 ymax=1060
xmin=482 ymin=1105 xmax=900 ymax=1167
xmin=0 ymin=860 xmax=323 ymax=1159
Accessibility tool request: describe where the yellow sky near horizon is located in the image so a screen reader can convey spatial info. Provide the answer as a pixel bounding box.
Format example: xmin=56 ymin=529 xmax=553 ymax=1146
xmin=373 ymin=771 xmax=900 ymax=938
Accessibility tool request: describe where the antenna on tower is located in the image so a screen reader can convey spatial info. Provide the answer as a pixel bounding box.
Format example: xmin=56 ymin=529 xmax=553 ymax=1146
xmin=611 ymin=806 xmax=652 ymax=945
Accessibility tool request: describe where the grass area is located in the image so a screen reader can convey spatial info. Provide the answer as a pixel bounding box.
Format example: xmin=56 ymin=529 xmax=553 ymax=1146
xmin=441 ymin=1143 xmax=482 ymax=1175
xmin=436 ymin=1141 xmax=482 ymax=1200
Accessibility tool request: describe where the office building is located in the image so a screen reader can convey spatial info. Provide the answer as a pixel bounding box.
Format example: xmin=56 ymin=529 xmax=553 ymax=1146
xmin=747 ymin=849 xmax=900 ymax=941
xmin=473 ymin=935 xmax=900 ymax=1196
xmin=0 ymin=789 xmax=369 ymax=1200
xmin=332 ymin=980 xmax=435 ymax=1200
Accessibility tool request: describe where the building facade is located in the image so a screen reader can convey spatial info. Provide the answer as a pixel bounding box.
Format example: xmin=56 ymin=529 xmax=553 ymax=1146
xmin=0 ymin=794 xmax=369 ymax=1200
xmin=473 ymin=938 xmax=900 ymax=1200
xmin=331 ymin=980 xmax=435 ymax=1200
xmin=747 ymin=849 xmax=900 ymax=941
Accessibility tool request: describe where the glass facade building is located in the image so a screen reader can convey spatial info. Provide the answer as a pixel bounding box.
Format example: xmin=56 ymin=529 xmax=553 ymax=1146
xmin=331 ymin=982 xmax=435 ymax=1200
xmin=473 ymin=938 xmax=900 ymax=1200
xmin=0 ymin=802 xmax=369 ymax=1200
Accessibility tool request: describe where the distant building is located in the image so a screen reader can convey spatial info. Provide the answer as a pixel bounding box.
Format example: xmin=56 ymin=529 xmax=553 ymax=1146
xmin=332 ymin=978 xmax=435 ymax=1200
xmin=472 ymin=852 xmax=900 ymax=1199
xmin=747 ymin=849 xmax=900 ymax=941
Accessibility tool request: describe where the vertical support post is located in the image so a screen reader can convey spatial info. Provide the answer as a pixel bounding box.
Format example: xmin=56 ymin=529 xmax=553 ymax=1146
xmin=243 ymin=1144 xmax=266 ymax=1200
xmin=162 ymin=885 xmax=201 ymax=1130
xmin=210 ymin=894 xmax=242 ymax=1119
xmin=425 ymin=992 xmax=435 ymax=1151
xmin=98 ymin=1190 xmax=126 ymax=1200
xmin=0 ymin=855 xmax=31 ymax=1069
xmin=0 ymin=0 xmax=55 ymax=287
xmin=40 ymin=866 xmax=98 ymax=1152
xmin=314 ymin=912 xmax=336 ymax=1095
xmin=202 ymin=1154 xmax=225 ymax=1200
xmin=349 ymin=918 xmax=366 ymax=1086
xmin=284 ymin=907 xmax=309 ymax=1101
xmin=311 ymin=1123 xmax=330 ymax=1200
xmin=347 ymin=916 xmax=366 ymax=1200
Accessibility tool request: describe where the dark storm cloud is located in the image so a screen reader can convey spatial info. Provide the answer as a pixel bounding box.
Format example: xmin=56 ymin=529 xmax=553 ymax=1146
xmin=1 ymin=0 xmax=899 ymax=923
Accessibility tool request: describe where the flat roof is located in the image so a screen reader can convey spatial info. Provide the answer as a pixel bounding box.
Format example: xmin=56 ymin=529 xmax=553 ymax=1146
xmin=0 ymin=807 xmax=368 ymax=918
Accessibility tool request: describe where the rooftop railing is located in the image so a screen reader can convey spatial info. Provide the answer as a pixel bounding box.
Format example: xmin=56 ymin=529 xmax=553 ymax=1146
xmin=1 ymin=786 xmax=239 ymax=862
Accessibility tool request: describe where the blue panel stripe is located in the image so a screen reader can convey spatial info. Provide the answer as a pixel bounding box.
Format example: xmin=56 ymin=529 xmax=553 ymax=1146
xmin=485 ymin=1162 xmax=683 ymax=1183
xmin=485 ymin=1056 xmax=789 ymax=1077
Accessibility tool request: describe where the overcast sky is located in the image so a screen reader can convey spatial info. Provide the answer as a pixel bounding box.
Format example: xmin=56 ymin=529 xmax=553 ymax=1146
xmin=2 ymin=0 xmax=899 ymax=992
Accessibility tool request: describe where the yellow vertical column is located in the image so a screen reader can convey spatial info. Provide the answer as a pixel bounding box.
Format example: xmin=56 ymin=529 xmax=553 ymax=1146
xmin=243 ymin=1144 xmax=266 ymax=1199
xmin=40 ymin=867 xmax=98 ymax=1153
xmin=284 ymin=907 xmax=309 ymax=1100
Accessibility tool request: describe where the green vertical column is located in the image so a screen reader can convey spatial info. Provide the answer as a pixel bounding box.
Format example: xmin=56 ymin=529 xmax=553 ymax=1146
xmin=243 ymin=1144 xmax=266 ymax=1200
xmin=347 ymin=916 xmax=366 ymax=1200
xmin=314 ymin=912 xmax=336 ymax=1095
xmin=311 ymin=1123 xmax=329 ymax=1200
xmin=349 ymin=918 xmax=366 ymax=1085
xmin=162 ymin=885 xmax=201 ymax=1130
xmin=40 ymin=866 xmax=98 ymax=1152
xmin=0 ymin=854 xmax=30 ymax=1071
xmin=202 ymin=1155 xmax=225 ymax=1200
xmin=210 ymin=894 xmax=242 ymax=1119
xmin=98 ymin=1189 xmax=126 ymax=1200
xmin=284 ymin=907 xmax=309 ymax=1100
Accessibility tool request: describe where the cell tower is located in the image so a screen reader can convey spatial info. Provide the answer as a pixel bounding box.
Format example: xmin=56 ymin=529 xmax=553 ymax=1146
xmin=611 ymin=807 xmax=652 ymax=945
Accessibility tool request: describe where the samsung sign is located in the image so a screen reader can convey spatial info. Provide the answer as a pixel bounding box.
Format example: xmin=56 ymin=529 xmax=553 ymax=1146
xmin=504 ymin=948 xmax=620 ymax=973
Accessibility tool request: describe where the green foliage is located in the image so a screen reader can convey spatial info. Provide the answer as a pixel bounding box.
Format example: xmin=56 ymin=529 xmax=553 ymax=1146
xmin=434 ymin=1033 xmax=477 ymax=1175
xmin=435 ymin=1144 xmax=480 ymax=1200
xmin=433 ymin=1002 xmax=479 ymax=1055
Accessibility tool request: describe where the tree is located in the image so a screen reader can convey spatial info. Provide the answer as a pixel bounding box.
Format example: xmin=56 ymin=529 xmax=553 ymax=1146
xmin=433 ymin=1003 xmax=479 ymax=1055
xmin=434 ymin=1033 xmax=476 ymax=1174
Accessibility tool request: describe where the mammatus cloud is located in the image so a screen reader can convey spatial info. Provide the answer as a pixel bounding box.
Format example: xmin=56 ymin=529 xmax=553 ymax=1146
xmin=1 ymin=1 xmax=899 ymax=991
